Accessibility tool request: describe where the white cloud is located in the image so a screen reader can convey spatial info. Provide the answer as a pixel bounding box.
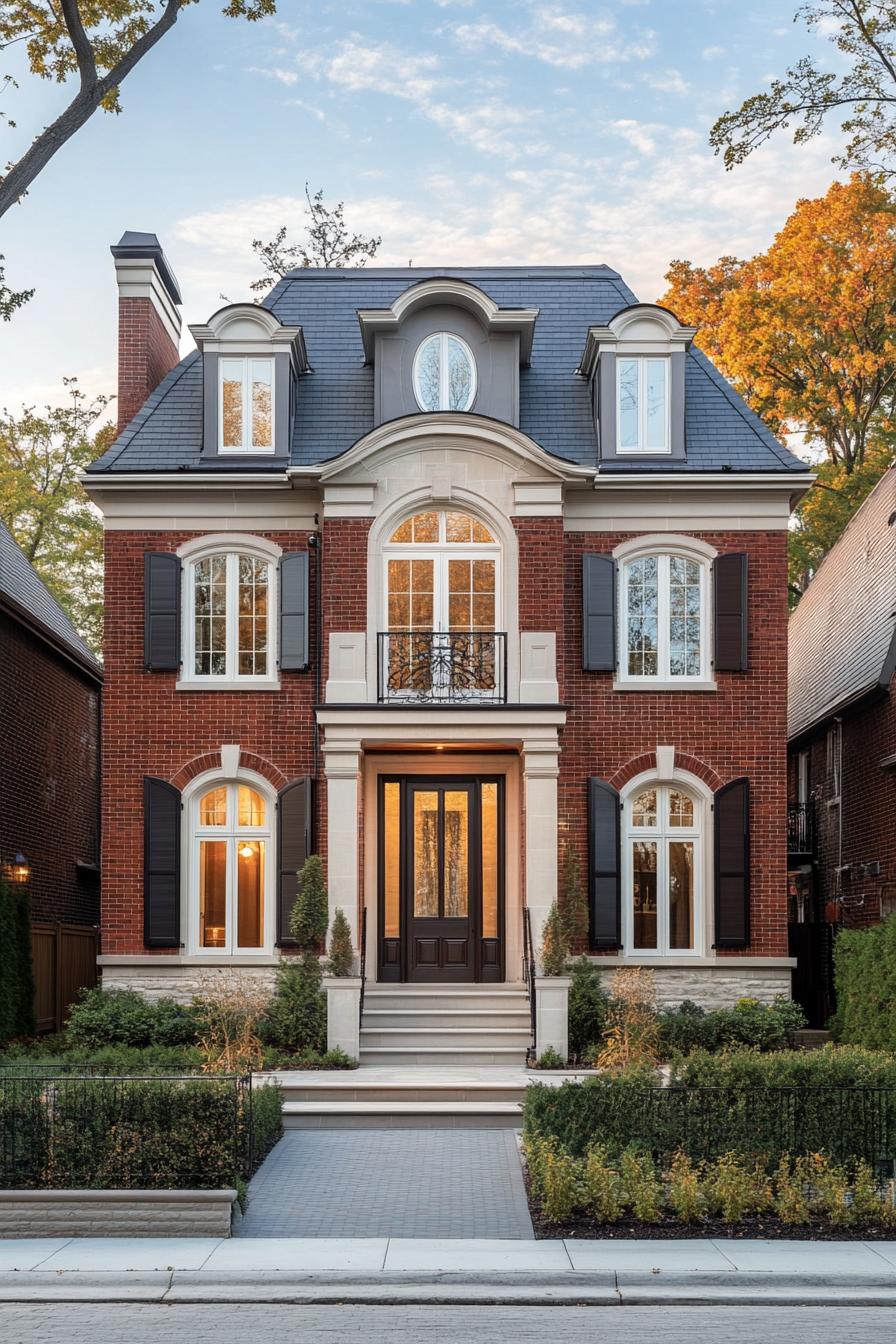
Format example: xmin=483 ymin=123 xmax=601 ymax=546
xmin=248 ymin=65 xmax=298 ymax=86
xmin=701 ymin=45 xmax=725 ymax=60
xmin=652 ymin=68 xmax=689 ymax=95
xmin=449 ymin=7 xmax=655 ymax=69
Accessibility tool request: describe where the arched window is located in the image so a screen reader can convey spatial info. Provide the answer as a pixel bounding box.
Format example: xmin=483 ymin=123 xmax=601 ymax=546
xmin=184 ymin=547 xmax=276 ymax=684
xmin=620 ymin=551 xmax=709 ymax=684
xmin=413 ymin=333 xmax=477 ymax=412
xmin=624 ymin=782 xmax=702 ymax=954
xmin=382 ymin=509 xmax=502 ymax=701
xmin=190 ymin=777 xmax=273 ymax=953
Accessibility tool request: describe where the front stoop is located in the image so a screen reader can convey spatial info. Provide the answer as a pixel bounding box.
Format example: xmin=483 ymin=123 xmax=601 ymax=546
xmin=278 ymin=1071 xmax=532 ymax=1129
xmin=360 ymin=984 xmax=532 ymax=1068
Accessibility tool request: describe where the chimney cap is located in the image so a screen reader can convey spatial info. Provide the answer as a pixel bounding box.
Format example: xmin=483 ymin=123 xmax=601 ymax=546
xmin=111 ymin=230 xmax=182 ymax=306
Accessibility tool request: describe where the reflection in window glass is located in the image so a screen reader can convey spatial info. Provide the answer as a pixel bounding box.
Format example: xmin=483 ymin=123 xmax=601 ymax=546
xmin=669 ymin=841 xmax=693 ymax=949
xmin=631 ymin=790 xmax=657 ymax=827
xmin=414 ymin=792 xmax=439 ymax=917
xmin=221 ymin=359 xmax=243 ymax=449
xmin=383 ymin=782 xmax=400 ymax=939
xmin=200 ymin=840 xmax=227 ymax=948
xmin=444 ymin=791 xmax=469 ymax=918
xmin=413 ymin=333 xmax=476 ymax=412
xmin=627 ymin=784 xmax=699 ymax=955
xmin=415 ymin=336 xmax=442 ymax=412
xmin=194 ymin=555 xmax=228 ymax=676
xmin=447 ymin=336 xmax=473 ymax=410
xmin=626 ymin=556 xmax=659 ymax=676
xmin=668 ymin=790 xmax=694 ymax=827
xmin=238 ymin=785 xmax=265 ymax=827
xmin=250 ymin=360 xmax=273 ymax=449
xmin=192 ymin=552 xmax=273 ymax=680
xmin=237 ymin=556 xmax=269 ymax=676
xmin=632 ymin=840 xmax=658 ymax=949
xmin=199 ymin=787 xmax=227 ymax=827
xmin=481 ymin=783 xmax=498 ymax=940
xmin=645 ymin=359 xmax=667 ymax=450
xmin=618 ymin=359 xmax=639 ymax=449
xmin=623 ymin=554 xmax=704 ymax=681
xmin=236 ymin=840 xmax=264 ymax=948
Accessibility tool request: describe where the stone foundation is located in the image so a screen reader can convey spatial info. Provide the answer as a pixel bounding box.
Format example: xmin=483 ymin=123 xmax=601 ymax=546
xmin=99 ymin=961 xmax=281 ymax=1003
xmin=588 ymin=961 xmax=794 ymax=1010
xmin=0 ymin=1188 xmax=237 ymax=1237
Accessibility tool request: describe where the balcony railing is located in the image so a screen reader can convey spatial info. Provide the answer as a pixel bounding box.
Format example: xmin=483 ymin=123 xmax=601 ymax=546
xmin=377 ymin=631 xmax=507 ymax=704
xmin=787 ymin=800 xmax=817 ymax=858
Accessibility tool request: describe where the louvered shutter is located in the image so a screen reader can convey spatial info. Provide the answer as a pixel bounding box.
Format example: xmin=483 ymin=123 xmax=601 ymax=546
xmin=713 ymin=552 xmax=748 ymax=672
xmin=143 ymin=777 xmax=181 ymax=948
xmin=280 ymin=552 xmax=309 ymax=671
xmin=582 ymin=554 xmax=616 ymax=671
xmin=714 ymin=777 xmax=750 ymax=948
xmin=277 ymin=777 xmax=313 ymax=945
xmin=144 ymin=553 xmax=181 ymax=671
xmin=589 ymin=777 xmax=621 ymax=948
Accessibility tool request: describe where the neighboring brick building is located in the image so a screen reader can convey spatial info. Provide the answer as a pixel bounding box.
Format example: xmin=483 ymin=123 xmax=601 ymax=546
xmin=84 ymin=236 xmax=812 ymax=1021
xmin=0 ymin=520 xmax=102 ymax=1028
xmin=787 ymin=469 xmax=896 ymax=1023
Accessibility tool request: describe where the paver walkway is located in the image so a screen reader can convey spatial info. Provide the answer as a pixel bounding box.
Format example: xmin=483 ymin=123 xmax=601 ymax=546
xmin=236 ymin=1130 xmax=534 ymax=1239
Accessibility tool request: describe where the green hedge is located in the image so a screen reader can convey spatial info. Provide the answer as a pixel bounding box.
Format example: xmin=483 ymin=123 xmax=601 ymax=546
xmin=0 ymin=1074 xmax=282 ymax=1190
xmin=523 ymin=1048 xmax=896 ymax=1168
xmin=833 ymin=917 xmax=896 ymax=1052
xmin=66 ymin=987 xmax=199 ymax=1049
xmin=0 ymin=880 xmax=35 ymax=1042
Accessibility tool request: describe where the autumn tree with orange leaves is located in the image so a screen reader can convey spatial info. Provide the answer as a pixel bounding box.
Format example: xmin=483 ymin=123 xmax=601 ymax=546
xmin=660 ymin=174 xmax=896 ymax=594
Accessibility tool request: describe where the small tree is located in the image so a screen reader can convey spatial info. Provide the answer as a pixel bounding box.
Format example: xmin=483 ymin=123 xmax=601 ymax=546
xmin=260 ymin=953 xmax=327 ymax=1055
xmin=327 ymin=908 xmax=354 ymax=977
xmin=250 ymin=184 xmax=382 ymax=292
xmin=289 ymin=854 xmax=328 ymax=953
xmin=559 ymin=843 xmax=589 ymax=950
xmin=540 ymin=901 xmax=569 ymax=976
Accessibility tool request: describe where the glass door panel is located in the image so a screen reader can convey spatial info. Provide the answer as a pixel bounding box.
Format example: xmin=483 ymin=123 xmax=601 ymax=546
xmin=236 ymin=841 xmax=264 ymax=948
xmin=443 ymin=790 xmax=469 ymax=917
xmin=481 ymin=782 xmax=498 ymax=940
xmin=413 ymin=791 xmax=439 ymax=917
xmin=199 ymin=840 xmax=227 ymax=948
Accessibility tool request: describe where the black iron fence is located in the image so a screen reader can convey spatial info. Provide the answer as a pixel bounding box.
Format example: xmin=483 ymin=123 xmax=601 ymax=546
xmin=787 ymin=801 xmax=817 ymax=856
xmin=0 ymin=1071 xmax=261 ymax=1190
xmin=378 ymin=630 xmax=507 ymax=703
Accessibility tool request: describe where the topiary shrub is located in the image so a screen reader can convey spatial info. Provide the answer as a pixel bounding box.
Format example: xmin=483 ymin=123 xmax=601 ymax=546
xmin=559 ymin=844 xmax=589 ymax=951
xmin=326 ymin=908 xmax=354 ymax=976
xmin=66 ymin=987 xmax=198 ymax=1050
xmin=290 ymin=855 xmax=329 ymax=953
xmin=260 ymin=954 xmax=326 ymax=1055
xmin=568 ymin=956 xmax=608 ymax=1062
xmin=832 ymin=916 xmax=896 ymax=1051
xmin=0 ymin=878 xmax=35 ymax=1041
xmin=540 ymin=901 xmax=569 ymax=976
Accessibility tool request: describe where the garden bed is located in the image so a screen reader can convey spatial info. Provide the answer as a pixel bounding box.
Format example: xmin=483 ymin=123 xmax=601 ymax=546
xmin=528 ymin=1196 xmax=896 ymax=1241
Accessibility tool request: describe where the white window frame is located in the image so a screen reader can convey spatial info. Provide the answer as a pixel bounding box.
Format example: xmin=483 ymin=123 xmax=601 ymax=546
xmin=179 ymin=540 xmax=280 ymax=692
xmin=616 ymin=356 xmax=671 ymax=454
xmin=218 ymin=356 xmax=275 ymax=455
xmin=621 ymin=778 xmax=705 ymax=957
xmin=617 ymin=550 xmax=712 ymax=689
xmin=827 ymin=722 xmax=842 ymax=805
xmin=184 ymin=772 xmax=275 ymax=957
xmin=382 ymin=509 xmax=502 ymax=634
xmin=412 ymin=332 xmax=477 ymax=413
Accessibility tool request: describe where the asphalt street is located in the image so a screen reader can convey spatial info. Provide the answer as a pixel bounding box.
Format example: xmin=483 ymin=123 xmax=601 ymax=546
xmin=1 ymin=1303 xmax=895 ymax=1343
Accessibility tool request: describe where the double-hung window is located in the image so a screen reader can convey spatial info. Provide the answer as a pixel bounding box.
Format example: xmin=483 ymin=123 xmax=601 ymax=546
xmin=620 ymin=552 xmax=709 ymax=685
xmin=219 ymin=357 xmax=274 ymax=453
xmin=617 ymin=357 xmax=670 ymax=453
xmin=186 ymin=549 xmax=275 ymax=685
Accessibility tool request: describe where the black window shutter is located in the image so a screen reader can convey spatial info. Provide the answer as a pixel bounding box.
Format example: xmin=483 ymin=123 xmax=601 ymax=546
xmin=280 ymin=552 xmax=310 ymax=671
xmin=589 ymin=778 xmax=621 ymax=948
xmin=713 ymin=552 xmax=748 ymax=671
xmin=582 ymin=554 xmax=616 ymax=671
xmin=278 ymin=777 xmax=313 ymax=945
xmin=144 ymin=553 xmax=181 ymax=671
xmin=714 ymin=777 xmax=750 ymax=948
xmin=143 ymin=777 xmax=181 ymax=948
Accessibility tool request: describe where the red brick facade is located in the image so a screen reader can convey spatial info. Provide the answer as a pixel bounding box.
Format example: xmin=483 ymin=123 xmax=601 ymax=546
xmin=116 ymin=297 xmax=179 ymax=434
xmin=1 ymin=613 xmax=101 ymax=925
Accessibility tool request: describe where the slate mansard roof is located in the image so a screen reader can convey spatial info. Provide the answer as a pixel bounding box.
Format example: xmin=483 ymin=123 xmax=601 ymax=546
xmin=89 ymin=265 xmax=807 ymax=476
xmin=788 ymin=468 xmax=896 ymax=741
xmin=0 ymin=519 xmax=102 ymax=680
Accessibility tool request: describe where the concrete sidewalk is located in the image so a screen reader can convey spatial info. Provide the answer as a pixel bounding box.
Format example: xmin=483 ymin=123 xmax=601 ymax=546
xmin=1 ymin=1237 xmax=896 ymax=1305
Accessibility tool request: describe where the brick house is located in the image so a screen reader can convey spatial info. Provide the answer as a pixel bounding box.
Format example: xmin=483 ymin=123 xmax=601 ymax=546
xmin=84 ymin=233 xmax=812 ymax=1054
xmin=787 ymin=468 xmax=896 ymax=1024
xmin=0 ymin=520 xmax=102 ymax=1030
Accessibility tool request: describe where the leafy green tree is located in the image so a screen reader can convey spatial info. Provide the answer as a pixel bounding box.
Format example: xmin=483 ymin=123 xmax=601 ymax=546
xmin=0 ymin=2 xmax=277 ymax=221
xmin=250 ymin=184 xmax=381 ymax=293
xmin=0 ymin=379 xmax=113 ymax=650
xmin=0 ymin=255 xmax=33 ymax=320
xmin=711 ymin=3 xmax=896 ymax=176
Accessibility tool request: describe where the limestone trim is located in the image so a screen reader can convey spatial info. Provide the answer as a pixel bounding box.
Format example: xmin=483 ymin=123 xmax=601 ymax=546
xmin=357 ymin=278 xmax=539 ymax=364
xmin=612 ymin=532 xmax=718 ymax=563
xmin=113 ymin=255 xmax=183 ymax=347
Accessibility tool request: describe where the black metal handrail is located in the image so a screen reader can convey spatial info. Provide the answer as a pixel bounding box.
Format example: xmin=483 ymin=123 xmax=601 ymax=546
xmin=359 ymin=905 xmax=368 ymax=1029
xmin=522 ymin=906 xmax=536 ymax=1064
xmin=377 ymin=630 xmax=508 ymax=703
xmin=788 ymin=800 xmax=817 ymax=855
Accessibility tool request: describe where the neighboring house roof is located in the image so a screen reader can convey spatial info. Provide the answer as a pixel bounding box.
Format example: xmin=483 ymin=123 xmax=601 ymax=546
xmin=0 ymin=520 xmax=102 ymax=681
xmin=89 ymin=265 xmax=807 ymax=476
xmin=788 ymin=467 xmax=896 ymax=741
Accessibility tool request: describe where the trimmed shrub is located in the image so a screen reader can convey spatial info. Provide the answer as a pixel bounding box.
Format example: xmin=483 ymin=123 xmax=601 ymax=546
xmin=657 ymin=997 xmax=807 ymax=1056
xmin=0 ymin=1045 xmax=203 ymax=1073
xmin=290 ymin=855 xmax=328 ymax=952
xmin=326 ymin=908 xmax=354 ymax=976
xmin=833 ymin=917 xmax=896 ymax=1051
xmin=534 ymin=1046 xmax=567 ymax=1069
xmin=249 ymin=1080 xmax=285 ymax=1172
xmin=66 ymin=987 xmax=198 ymax=1050
xmin=260 ymin=954 xmax=326 ymax=1055
xmin=567 ymin=957 xmax=608 ymax=1062
xmin=539 ymin=901 xmax=568 ymax=976
xmin=0 ymin=879 xmax=35 ymax=1041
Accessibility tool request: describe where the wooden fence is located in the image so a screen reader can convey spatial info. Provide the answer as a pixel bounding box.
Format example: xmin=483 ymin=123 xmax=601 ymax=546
xmin=31 ymin=922 xmax=99 ymax=1034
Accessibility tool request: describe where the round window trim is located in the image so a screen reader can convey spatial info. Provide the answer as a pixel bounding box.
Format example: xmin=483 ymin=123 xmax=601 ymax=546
xmin=412 ymin=332 xmax=477 ymax=413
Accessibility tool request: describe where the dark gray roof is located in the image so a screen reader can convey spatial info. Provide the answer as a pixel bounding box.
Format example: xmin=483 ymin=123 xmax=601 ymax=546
xmin=788 ymin=467 xmax=896 ymax=740
xmin=90 ymin=265 xmax=807 ymax=475
xmin=0 ymin=520 xmax=102 ymax=679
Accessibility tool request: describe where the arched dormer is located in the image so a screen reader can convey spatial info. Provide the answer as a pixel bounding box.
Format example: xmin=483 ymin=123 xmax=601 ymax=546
xmin=189 ymin=304 xmax=308 ymax=463
xmin=357 ymin=278 xmax=539 ymax=430
xmin=578 ymin=303 xmax=696 ymax=465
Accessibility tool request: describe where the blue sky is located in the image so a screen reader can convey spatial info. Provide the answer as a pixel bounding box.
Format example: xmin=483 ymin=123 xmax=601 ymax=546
xmin=0 ymin=0 xmax=850 ymax=411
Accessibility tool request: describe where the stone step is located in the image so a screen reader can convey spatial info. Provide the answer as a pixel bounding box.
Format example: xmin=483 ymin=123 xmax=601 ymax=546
xmin=360 ymin=1026 xmax=533 ymax=1050
xmin=359 ymin=1047 xmax=528 ymax=1067
xmin=363 ymin=988 xmax=529 ymax=1014
xmin=278 ymin=1079 xmax=530 ymax=1104
xmin=362 ymin=1009 xmax=532 ymax=1030
xmin=282 ymin=1100 xmax=524 ymax=1130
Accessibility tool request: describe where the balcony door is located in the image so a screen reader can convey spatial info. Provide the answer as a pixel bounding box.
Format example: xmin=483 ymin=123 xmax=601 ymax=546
xmin=379 ymin=776 xmax=503 ymax=982
xmin=382 ymin=510 xmax=502 ymax=702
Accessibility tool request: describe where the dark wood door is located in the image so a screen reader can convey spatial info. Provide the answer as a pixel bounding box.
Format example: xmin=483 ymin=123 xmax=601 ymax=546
xmin=405 ymin=781 xmax=476 ymax=982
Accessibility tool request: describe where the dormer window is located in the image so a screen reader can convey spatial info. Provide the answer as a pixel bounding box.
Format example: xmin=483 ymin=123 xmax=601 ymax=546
xmin=220 ymin=358 xmax=274 ymax=454
xmin=413 ymin=333 xmax=477 ymax=412
xmin=617 ymin=357 xmax=669 ymax=454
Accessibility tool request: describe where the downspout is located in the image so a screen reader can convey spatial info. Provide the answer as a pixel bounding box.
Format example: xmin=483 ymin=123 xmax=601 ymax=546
xmin=836 ymin=715 xmax=843 ymax=900
xmin=309 ymin=526 xmax=322 ymax=795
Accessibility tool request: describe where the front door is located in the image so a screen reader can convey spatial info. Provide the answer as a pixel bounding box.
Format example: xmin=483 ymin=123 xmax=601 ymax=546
xmin=378 ymin=776 xmax=503 ymax=983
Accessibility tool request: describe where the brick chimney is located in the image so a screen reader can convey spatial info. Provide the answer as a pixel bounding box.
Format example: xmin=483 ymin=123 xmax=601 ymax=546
xmin=111 ymin=232 xmax=183 ymax=434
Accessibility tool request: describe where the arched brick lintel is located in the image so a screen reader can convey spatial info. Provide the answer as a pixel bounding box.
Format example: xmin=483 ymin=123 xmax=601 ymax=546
xmin=608 ymin=750 xmax=724 ymax=794
xmin=169 ymin=750 xmax=288 ymax=793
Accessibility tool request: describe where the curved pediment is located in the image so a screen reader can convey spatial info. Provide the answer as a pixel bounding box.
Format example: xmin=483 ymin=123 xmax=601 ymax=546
xmin=357 ymin=280 xmax=538 ymax=365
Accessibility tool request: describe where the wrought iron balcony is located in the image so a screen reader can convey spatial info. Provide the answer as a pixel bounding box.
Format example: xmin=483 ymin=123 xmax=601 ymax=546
xmin=377 ymin=631 xmax=507 ymax=704
xmin=787 ymin=801 xmax=817 ymax=859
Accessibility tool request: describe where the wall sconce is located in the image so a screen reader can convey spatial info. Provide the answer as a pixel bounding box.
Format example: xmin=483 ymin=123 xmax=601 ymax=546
xmin=6 ymin=853 xmax=30 ymax=884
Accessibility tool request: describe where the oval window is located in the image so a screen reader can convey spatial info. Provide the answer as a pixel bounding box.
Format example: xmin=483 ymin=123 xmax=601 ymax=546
xmin=413 ymin=333 xmax=476 ymax=412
